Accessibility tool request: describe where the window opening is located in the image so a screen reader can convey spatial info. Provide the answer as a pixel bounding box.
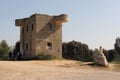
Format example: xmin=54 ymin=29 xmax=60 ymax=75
xmin=47 ymin=42 xmax=52 ymax=50
xmin=26 ymin=26 xmax=28 ymax=32
xmin=48 ymin=23 xmax=52 ymax=30
xmin=26 ymin=43 xmax=28 ymax=50
xmin=32 ymin=24 xmax=34 ymax=31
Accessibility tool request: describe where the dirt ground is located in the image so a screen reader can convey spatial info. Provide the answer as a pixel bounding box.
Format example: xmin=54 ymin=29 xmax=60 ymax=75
xmin=0 ymin=60 xmax=120 ymax=80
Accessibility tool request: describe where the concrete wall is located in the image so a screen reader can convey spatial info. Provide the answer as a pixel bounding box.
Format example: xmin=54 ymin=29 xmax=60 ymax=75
xmin=35 ymin=14 xmax=62 ymax=57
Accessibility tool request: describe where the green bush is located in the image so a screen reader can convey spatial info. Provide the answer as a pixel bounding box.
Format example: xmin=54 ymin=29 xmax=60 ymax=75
xmin=0 ymin=40 xmax=10 ymax=60
xmin=32 ymin=53 xmax=62 ymax=60
xmin=114 ymin=54 xmax=120 ymax=61
xmin=62 ymin=40 xmax=93 ymax=62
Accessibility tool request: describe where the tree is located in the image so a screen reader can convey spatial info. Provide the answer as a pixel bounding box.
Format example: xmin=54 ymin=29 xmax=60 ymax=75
xmin=114 ymin=37 xmax=120 ymax=54
xmin=103 ymin=49 xmax=116 ymax=62
xmin=62 ymin=40 xmax=93 ymax=61
xmin=62 ymin=42 xmax=68 ymax=58
xmin=0 ymin=40 xmax=10 ymax=59
xmin=13 ymin=41 xmax=20 ymax=59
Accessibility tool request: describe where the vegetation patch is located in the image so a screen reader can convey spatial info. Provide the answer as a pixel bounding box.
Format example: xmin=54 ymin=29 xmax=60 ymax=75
xmin=0 ymin=40 xmax=10 ymax=60
xmin=111 ymin=61 xmax=120 ymax=71
xmin=32 ymin=53 xmax=63 ymax=60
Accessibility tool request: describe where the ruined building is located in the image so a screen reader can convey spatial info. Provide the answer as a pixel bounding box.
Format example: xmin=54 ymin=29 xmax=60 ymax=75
xmin=15 ymin=13 xmax=68 ymax=59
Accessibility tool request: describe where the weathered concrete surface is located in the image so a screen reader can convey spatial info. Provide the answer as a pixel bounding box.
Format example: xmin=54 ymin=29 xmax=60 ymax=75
xmin=0 ymin=60 xmax=119 ymax=80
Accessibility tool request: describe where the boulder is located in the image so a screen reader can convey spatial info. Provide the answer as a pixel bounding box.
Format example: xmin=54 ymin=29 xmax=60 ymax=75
xmin=94 ymin=47 xmax=108 ymax=67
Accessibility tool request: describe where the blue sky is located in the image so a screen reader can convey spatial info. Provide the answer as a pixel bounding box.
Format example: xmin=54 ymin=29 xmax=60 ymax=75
xmin=0 ymin=0 xmax=120 ymax=49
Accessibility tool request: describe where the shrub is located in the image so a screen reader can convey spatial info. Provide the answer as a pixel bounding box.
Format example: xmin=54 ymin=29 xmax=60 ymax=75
xmin=32 ymin=53 xmax=61 ymax=60
xmin=114 ymin=54 xmax=120 ymax=61
xmin=0 ymin=40 xmax=10 ymax=60
xmin=103 ymin=49 xmax=117 ymax=62
xmin=62 ymin=40 xmax=93 ymax=62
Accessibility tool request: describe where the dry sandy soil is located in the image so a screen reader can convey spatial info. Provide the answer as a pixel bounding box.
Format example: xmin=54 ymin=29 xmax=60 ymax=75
xmin=0 ymin=60 xmax=120 ymax=80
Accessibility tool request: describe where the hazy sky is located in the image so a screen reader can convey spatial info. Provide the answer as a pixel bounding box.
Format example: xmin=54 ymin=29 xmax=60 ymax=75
xmin=0 ymin=0 xmax=120 ymax=49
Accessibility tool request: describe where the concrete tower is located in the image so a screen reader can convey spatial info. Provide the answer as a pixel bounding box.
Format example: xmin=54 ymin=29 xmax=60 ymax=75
xmin=15 ymin=13 xmax=68 ymax=59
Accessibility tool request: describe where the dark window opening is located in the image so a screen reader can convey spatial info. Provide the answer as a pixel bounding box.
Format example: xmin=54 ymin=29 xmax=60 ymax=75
xmin=32 ymin=24 xmax=34 ymax=31
xmin=26 ymin=43 xmax=28 ymax=50
xmin=48 ymin=23 xmax=52 ymax=30
xmin=22 ymin=27 xmax=24 ymax=33
xmin=26 ymin=26 xmax=28 ymax=32
xmin=47 ymin=42 xmax=52 ymax=50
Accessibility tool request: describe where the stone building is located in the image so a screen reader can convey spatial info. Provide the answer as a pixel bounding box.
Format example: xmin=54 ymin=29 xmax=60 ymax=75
xmin=15 ymin=13 xmax=68 ymax=59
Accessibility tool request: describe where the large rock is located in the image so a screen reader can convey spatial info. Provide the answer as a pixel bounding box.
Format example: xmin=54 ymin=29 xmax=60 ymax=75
xmin=94 ymin=47 xmax=108 ymax=67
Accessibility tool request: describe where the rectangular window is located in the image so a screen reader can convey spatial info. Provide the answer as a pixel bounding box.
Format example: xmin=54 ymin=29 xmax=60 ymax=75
xmin=32 ymin=24 xmax=34 ymax=31
xmin=47 ymin=42 xmax=52 ymax=50
xmin=22 ymin=27 xmax=24 ymax=33
xmin=48 ymin=23 xmax=52 ymax=31
xmin=26 ymin=26 xmax=28 ymax=32
xmin=26 ymin=43 xmax=28 ymax=50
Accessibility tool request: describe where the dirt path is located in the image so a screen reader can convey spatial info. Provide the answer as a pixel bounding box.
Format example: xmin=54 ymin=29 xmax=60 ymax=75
xmin=0 ymin=60 xmax=119 ymax=80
